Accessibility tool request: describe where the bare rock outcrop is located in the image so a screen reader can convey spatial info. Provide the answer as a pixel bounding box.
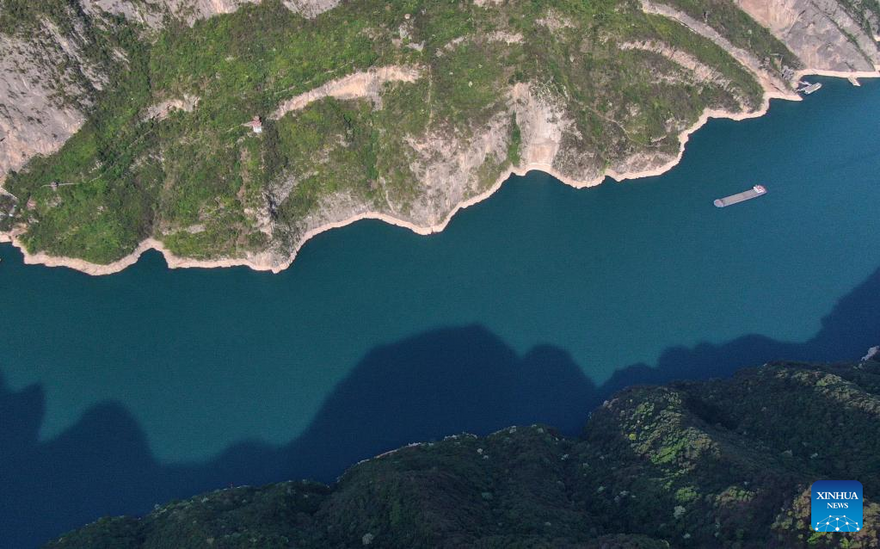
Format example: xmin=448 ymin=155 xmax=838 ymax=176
xmin=145 ymin=95 xmax=200 ymax=121
xmin=272 ymin=66 xmax=424 ymax=119
xmin=738 ymin=0 xmax=880 ymax=73
xmin=85 ymin=0 xmax=260 ymax=26
xmin=641 ymin=1 xmax=793 ymax=96
xmin=164 ymin=0 xmax=260 ymax=24
xmin=0 ymin=0 xmax=343 ymax=183
xmin=80 ymin=0 xmax=166 ymax=28
xmin=4 ymin=0 xmax=880 ymax=274
xmin=282 ymin=0 xmax=342 ymax=18
xmin=82 ymin=0 xmax=341 ymax=26
xmin=0 ymin=34 xmax=92 ymax=182
xmin=404 ymin=111 xmax=512 ymax=225
xmin=510 ymin=83 xmax=571 ymax=172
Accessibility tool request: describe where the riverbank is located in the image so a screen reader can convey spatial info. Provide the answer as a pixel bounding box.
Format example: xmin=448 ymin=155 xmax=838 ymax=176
xmin=1 ymin=69 xmax=877 ymax=276
xmin=41 ymin=358 xmax=880 ymax=549
xmin=5 ymin=77 xmax=880 ymax=547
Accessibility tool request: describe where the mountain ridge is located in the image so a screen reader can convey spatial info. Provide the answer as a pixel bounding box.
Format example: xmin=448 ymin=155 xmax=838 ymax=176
xmin=45 ymin=356 xmax=880 ymax=548
xmin=0 ymin=0 xmax=878 ymax=272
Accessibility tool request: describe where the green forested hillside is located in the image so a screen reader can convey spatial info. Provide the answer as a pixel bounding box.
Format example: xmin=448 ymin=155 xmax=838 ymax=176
xmin=2 ymin=0 xmax=778 ymax=264
xmin=47 ymin=358 xmax=880 ymax=548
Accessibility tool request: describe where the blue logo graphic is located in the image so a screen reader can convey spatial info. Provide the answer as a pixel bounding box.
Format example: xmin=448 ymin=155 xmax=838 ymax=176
xmin=811 ymin=481 xmax=863 ymax=532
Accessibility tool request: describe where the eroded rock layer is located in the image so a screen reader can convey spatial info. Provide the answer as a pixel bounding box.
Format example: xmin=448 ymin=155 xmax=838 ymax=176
xmin=1 ymin=0 xmax=878 ymax=272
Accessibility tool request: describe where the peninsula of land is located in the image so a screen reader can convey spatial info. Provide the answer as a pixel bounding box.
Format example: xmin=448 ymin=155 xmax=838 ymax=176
xmin=1 ymin=0 xmax=878 ymax=274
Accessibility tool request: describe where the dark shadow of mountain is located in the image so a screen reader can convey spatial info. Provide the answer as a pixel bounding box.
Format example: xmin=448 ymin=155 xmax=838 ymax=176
xmin=261 ymin=331 xmax=597 ymax=483
xmin=601 ymin=264 xmax=880 ymax=396
xmin=0 ymin=329 xmax=597 ymax=549
xmin=2 ymin=267 xmax=879 ymax=548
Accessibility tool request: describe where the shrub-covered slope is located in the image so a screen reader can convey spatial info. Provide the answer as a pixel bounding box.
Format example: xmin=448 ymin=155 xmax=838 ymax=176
xmin=46 ymin=358 xmax=880 ymax=548
xmin=2 ymin=0 xmax=877 ymax=269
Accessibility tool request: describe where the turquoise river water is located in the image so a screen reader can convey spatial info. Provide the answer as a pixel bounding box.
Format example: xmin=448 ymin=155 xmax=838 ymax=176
xmin=1 ymin=77 xmax=879 ymax=546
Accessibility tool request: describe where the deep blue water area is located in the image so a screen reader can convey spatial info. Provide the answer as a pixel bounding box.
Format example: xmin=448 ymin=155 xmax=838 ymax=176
xmin=1 ymin=77 xmax=879 ymax=547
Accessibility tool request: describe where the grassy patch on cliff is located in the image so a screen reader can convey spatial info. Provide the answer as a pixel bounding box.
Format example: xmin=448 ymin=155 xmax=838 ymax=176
xmin=5 ymin=0 xmax=769 ymax=263
xmin=657 ymin=0 xmax=801 ymax=70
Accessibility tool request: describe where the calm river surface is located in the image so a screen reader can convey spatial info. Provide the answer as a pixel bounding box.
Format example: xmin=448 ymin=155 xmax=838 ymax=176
xmin=2 ymin=77 xmax=879 ymax=546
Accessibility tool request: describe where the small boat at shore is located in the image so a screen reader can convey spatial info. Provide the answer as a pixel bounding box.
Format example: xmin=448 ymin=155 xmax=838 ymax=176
xmin=714 ymin=185 xmax=767 ymax=208
xmin=796 ymin=81 xmax=822 ymax=95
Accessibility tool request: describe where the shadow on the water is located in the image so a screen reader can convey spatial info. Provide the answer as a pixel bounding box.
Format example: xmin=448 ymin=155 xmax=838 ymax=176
xmin=2 ymin=266 xmax=879 ymax=548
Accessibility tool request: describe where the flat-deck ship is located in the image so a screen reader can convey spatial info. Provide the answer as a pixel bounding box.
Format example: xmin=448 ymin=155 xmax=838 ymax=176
xmin=714 ymin=185 xmax=767 ymax=208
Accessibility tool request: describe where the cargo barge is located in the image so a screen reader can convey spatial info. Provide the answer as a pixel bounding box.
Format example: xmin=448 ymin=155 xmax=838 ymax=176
xmin=714 ymin=185 xmax=767 ymax=208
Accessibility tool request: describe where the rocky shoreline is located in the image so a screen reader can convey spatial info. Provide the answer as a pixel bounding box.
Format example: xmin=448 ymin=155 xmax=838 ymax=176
xmin=2 ymin=0 xmax=878 ymax=276
xmin=1 ymin=68 xmax=876 ymax=276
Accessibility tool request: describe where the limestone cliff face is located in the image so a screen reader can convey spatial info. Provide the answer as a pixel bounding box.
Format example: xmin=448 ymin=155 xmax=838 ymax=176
xmin=738 ymin=0 xmax=880 ymax=72
xmin=80 ymin=0 xmax=340 ymax=26
xmin=0 ymin=36 xmax=88 ymax=181
xmin=0 ymin=4 xmax=113 ymax=183
xmin=79 ymin=0 xmax=165 ymax=27
xmin=0 ymin=0 xmax=341 ymax=184
xmin=2 ymin=0 xmax=880 ymax=272
xmin=166 ymin=0 xmax=342 ymax=22
xmin=0 ymin=5 xmax=112 ymax=182
xmin=2 ymin=0 xmax=876 ymax=186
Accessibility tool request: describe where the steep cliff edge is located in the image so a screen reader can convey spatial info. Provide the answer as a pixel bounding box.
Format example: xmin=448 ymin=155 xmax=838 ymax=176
xmin=0 ymin=0 xmax=341 ymax=180
xmin=1 ymin=0 xmax=878 ymax=272
xmin=0 ymin=4 xmax=110 ymax=180
xmin=79 ymin=0 xmax=342 ymax=26
xmin=45 ymin=357 xmax=880 ymax=548
xmin=738 ymin=0 xmax=880 ymax=73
